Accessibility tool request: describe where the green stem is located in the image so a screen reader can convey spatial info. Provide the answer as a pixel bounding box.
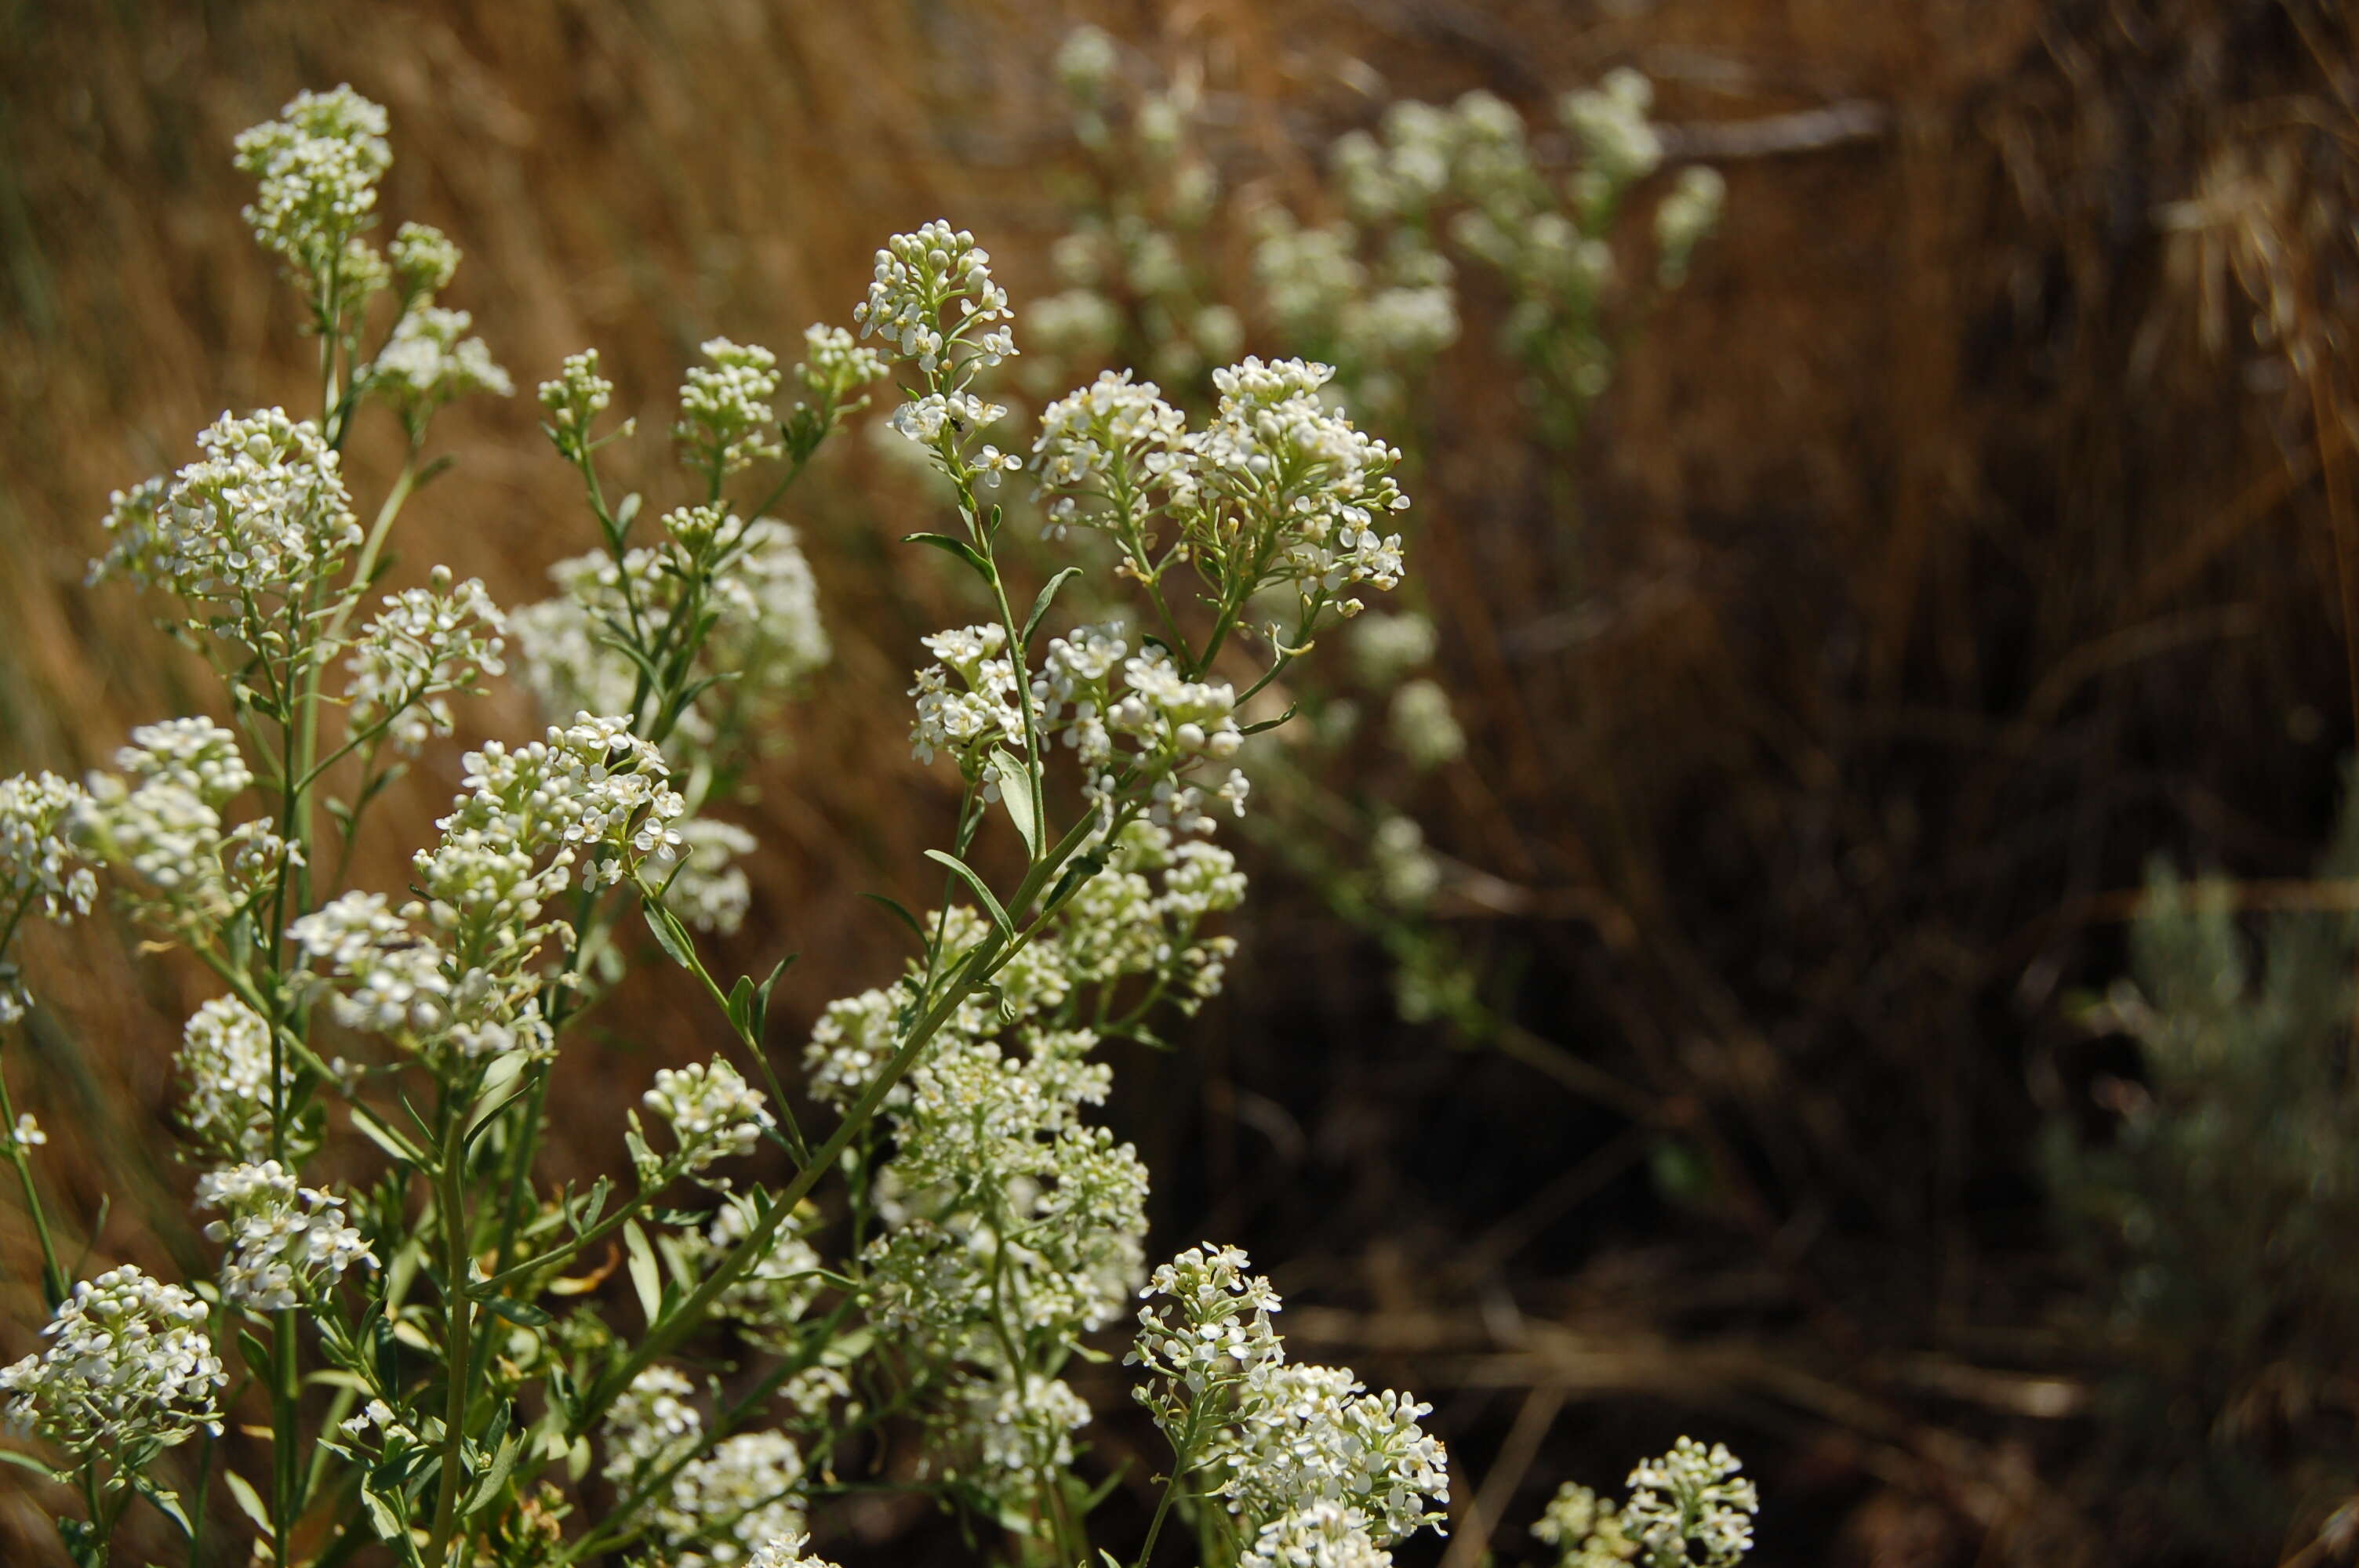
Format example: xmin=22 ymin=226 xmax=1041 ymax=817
xmin=271 ymin=1308 xmax=300 ymax=1563
xmin=423 ymin=1106 xmax=475 ymax=1568
xmin=1134 ymin=1401 xmax=1207 ymax=1568
xmin=0 ymin=1050 xmax=66 ymax=1307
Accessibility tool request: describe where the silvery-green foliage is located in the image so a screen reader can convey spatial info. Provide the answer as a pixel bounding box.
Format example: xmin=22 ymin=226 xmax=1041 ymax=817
xmin=0 ymin=82 xmax=1756 ymax=1568
xmin=2043 ymin=775 xmax=2359 ymax=1543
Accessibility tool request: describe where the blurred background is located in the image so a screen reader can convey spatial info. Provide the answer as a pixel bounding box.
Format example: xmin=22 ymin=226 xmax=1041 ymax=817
xmin=4 ymin=0 xmax=2357 ymax=1563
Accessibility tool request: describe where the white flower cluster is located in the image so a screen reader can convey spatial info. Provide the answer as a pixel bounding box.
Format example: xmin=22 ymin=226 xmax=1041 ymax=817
xmin=1132 ymin=1245 xmax=1448 ymax=1566
xmin=794 ymin=828 xmax=1246 ymax=1508
xmin=665 ymin=1430 xmax=808 ymax=1568
xmin=372 ymin=306 xmax=513 ymax=418
xmin=958 ymin=1370 xmax=1095 ymax=1479
xmin=1190 ymin=358 xmax=1408 ymax=599
xmin=1250 ymin=213 xmax=1459 ymax=400
xmin=1388 ymin=679 xmax=1465 ymax=771
xmin=1655 ymin=166 xmax=1728 ymax=285
xmin=231 ymin=85 xmax=391 ymax=276
xmin=794 ymin=324 xmax=889 ymax=411
xmin=878 ymin=382 xmax=1027 ymax=494
xmin=1530 ymin=1482 xmax=1637 ymax=1568
xmin=511 ymin=520 xmax=828 ymax=759
xmin=1621 ymin=1437 xmax=1758 ymax=1567
xmin=1349 ymin=611 xmax=1438 ymax=689
xmin=642 ymin=1058 xmax=775 ymax=1177
xmin=1 ymin=771 xmax=96 ymax=924
xmin=1559 ymin=68 xmax=1665 ymax=186
xmin=865 ymin=1018 xmax=1146 ymax=1336
xmin=5 ymin=1113 xmax=43 ymax=1152
xmin=387 ymin=220 xmax=461 ymax=294
xmin=806 ymin=821 xmax=1242 ymax=1112
xmin=293 ymin=716 xmax=685 ymax=1062
xmin=602 ymin=1365 xmax=705 ymax=1485
xmin=1031 ymin=369 xmax=1192 ymax=554
xmin=0 ymin=1265 xmax=225 ymax=1464
xmin=174 ymin=996 xmax=282 ymax=1161
xmin=677 ymin=337 xmax=784 ymax=477
xmin=745 ymin=1535 xmax=841 ymax=1568
xmin=1256 ymin=218 xmax=1368 ymax=343
xmin=71 ymin=720 xmax=290 ymax=935
xmin=1129 ymin=1243 xmax=1285 ymax=1401
xmin=195 ymin=1159 xmax=376 ymax=1312
xmin=601 ymin=1368 xmax=809 ymax=1568
xmin=1243 ymin=1501 xmax=1400 ymax=1568
xmin=537 ymin=348 xmax=617 ymax=444
xmin=907 ymin=622 xmax=1024 ymax=768
xmin=1054 ymin=24 xmax=1120 ymax=102
xmin=853 ymin=221 xmax=1014 ymax=376
xmin=95 ymin=409 xmax=361 ymax=630
xmin=437 ymin=714 xmax=686 ymax=888
xmin=1038 ymin=622 xmax=1250 ymax=829
xmin=118 ymin=717 xmax=253 ymax=805
xmin=0 ymin=771 xmax=96 ymax=1020
xmin=1369 ymin=815 xmax=1441 ymax=908
xmin=1030 ymin=356 xmax=1408 ymax=626
xmin=342 ymin=565 xmax=509 ymax=754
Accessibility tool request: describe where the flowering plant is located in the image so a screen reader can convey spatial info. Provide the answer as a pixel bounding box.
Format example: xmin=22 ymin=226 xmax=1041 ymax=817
xmin=0 ymin=86 xmax=1754 ymax=1568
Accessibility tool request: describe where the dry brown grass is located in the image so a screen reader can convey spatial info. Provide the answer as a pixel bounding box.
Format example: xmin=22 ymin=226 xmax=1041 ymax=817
xmin=3 ymin=1 xmax=2357 ymax=1563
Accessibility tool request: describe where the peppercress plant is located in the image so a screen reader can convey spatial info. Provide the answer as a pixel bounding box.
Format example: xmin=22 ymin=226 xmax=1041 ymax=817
xmin=0 ymin=86 xmax=1757 ymax=1568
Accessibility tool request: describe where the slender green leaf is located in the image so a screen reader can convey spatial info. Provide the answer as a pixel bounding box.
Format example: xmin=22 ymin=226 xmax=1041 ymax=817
xmin=726 ymin=974 xmax=756 ymax=1041
xmin=1023 ymin=565 xmax=1083 ymax=645
xmin=641 ymin=902 xmax=696 ymax=970
xmin=133 ymin=1475 xmax=194 ymax=1541
xmin=989 ymin=750 xmax=1041 ymax=858
xmin=350 ymin=1111 xmax=426 ymax=1166
xmin=463 ymin=1431 xmax=522 ymax=1515
xmin=623 ymin=1220 xmax=661 ymax=1327
xmin=860 ymin=891 xmax=931 ymax=949
xmin=903 ymin=531 xmax=994 ymax=583
xmin=483 ymin=1294 xmax=552 ymax=1329
xmin=222 ymin=1469 xmax=274 ymax=1537
xmin=923 ymin=849 xmax=1013 ymax=940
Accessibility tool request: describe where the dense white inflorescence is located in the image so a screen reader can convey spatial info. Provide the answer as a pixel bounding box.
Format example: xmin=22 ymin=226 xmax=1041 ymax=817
xmin=853 ymin=221 xmax=1014 ymax=376
xmin=677 ymin=338 xmax=785 ymax=477
xmin=174 ymin=996 xmax=283 ymax=1161
xmin=95 ymin=409 xmax=361 ymax=625
xmin=642 ymin=1058 xmax=776 ymax=1177
xmin=1131 ymin=1244 xmax=1449 ymax=1568
xmin=0 ymin=772 xmax=95 ymax=1021
xmin=1622 ymin=1438 xmax=1759 ymax=1567
xmin=342 ymin=567 xmax=509 ymax=754
xmin=0 ymin=1266 xmax=225 ymax=1465
xmin=197 ymin=1159 xmax=376 ymax=1311
xmin=373 ymin=306 xmax=513 ymax=419
xmin=71 ymin=721 xmax=291 ymax=935
xmin=232 ymin=85 xmax=392 ymax=278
